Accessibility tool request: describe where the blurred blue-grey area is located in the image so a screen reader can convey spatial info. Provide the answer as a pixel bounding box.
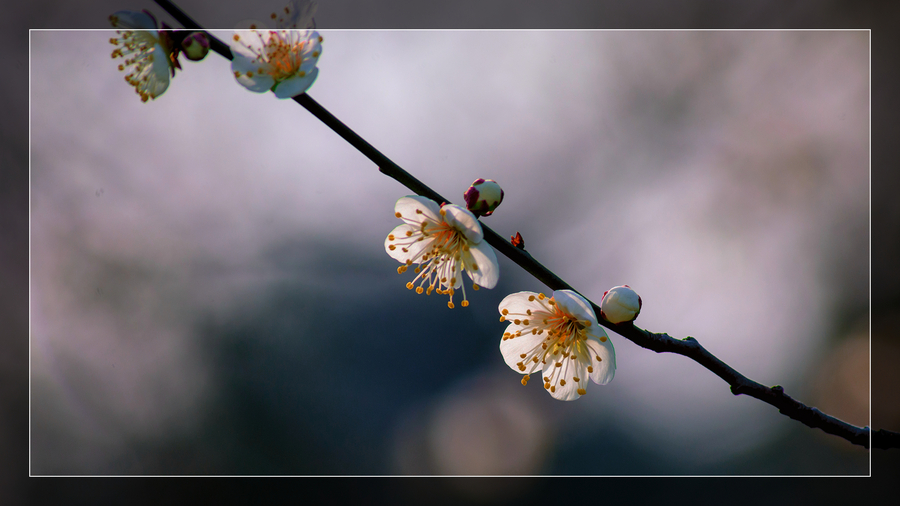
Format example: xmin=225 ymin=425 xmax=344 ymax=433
xmin=7 ymin=0 xmax=900 ymax=504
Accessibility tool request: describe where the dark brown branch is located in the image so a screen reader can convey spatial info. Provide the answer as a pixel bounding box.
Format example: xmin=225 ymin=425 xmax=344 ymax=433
xmin=152 ymin=0 xmax=899 ymax=451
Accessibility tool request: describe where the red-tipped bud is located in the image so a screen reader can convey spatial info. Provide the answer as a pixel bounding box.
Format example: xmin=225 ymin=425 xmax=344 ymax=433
xmin=181 ymin=32 xmax=210 ymax=61
xmin=464 ymin=178 xmax=504 ymax=217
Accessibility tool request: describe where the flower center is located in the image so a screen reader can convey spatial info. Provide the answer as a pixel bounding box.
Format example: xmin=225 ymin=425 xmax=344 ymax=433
xmin=501 ymin=294 xmax=605 ymax=395
xmin=260 ymin=32 xmax=307 ymax=80
xmin=390 ymin=207 xmax=480 ymax=308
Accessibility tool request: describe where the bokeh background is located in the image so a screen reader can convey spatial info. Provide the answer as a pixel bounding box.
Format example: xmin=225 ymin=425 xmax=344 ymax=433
xmin=5 ymin=0 xmax=900 ymax=504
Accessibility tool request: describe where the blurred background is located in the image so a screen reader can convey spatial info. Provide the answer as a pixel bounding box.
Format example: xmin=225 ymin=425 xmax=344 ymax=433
xmin=5 ymin=0 xmax=900 ymax=504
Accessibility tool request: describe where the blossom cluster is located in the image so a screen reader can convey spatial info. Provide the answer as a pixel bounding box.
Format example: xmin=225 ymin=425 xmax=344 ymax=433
xmin=106 ymin=1 xmax=643 ymax=403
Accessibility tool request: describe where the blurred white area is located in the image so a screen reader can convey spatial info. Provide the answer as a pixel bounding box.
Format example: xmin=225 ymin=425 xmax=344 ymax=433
xmin=30 ymin=29 xmax=868 ymax=473
xmin=391 ymin=371 xmax=550 ymax=476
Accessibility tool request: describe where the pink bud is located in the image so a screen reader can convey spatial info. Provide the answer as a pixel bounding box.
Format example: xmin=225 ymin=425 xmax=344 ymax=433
xmin=464 ymin=179 xmax=504 ymax=217
xmin=181 ymin=32 xmax=210 ymax=61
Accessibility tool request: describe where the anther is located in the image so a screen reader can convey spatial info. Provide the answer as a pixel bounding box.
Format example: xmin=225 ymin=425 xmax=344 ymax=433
xmin=416 ymin=287 xmax=423 ymax=294
xmin=447 ymin=301 xmax=455 ymax=309
xmin=577 ymin=388 xmax=586 ymax=395
xmin=406 ymin=282 xmax=414 ymax=289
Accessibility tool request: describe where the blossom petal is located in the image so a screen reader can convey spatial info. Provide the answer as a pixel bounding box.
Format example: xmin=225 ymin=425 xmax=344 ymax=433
xmin=110 ymin=10 xmax=158 ymax=29
xmin=552 ymin=290 xmax=598 ymax=325
xmin=464 ymin=241 xmax=499 ymax=289
xmin=394 ymin=196 xmax=441 ymax=225
xmin=231 ymin=54 xmax=276 ymax=92
xmin=144 ymin=43 xmax=172 ymax=98
xmin=302 ymin=33 xmax=323 ymax=64
xmin=273 ymin=67 xmax=319 ymax=98
xmin=499 ymin=328 xmax=545 ymax=375
xmin=384 ymin=223 xmax=433 ymax=263
xmin=584 ymin=332 xmax=616 ymax=385
xmin=498 ymin=291 xmax=544 ymax=316
xmin=277 ymin=0 xmax=318 ymax=29
xmin=442 ymin=204 xmax=483 ymax=244
xmin=542 ymin=357 xmax=588 ymax=401
xmin=230 ymin=27 xmax=269 ymax=58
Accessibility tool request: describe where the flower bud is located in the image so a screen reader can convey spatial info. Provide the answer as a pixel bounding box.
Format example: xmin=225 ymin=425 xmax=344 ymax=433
xmin=181 ymin=32 xmax=210 ymax=61
xmin=464 ymin=178 xmax=504 ymax=217
xmin=600 ymin=285 xmax=642 ymax=324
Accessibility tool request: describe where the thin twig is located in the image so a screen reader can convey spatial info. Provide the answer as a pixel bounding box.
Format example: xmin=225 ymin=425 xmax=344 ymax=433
xmin=152 ymin=0 xmax=898 ymax=450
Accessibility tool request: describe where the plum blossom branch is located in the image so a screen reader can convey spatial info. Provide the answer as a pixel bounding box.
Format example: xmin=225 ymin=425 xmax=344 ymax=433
xmin=151 ymin=0 xmax=898 ymax=450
